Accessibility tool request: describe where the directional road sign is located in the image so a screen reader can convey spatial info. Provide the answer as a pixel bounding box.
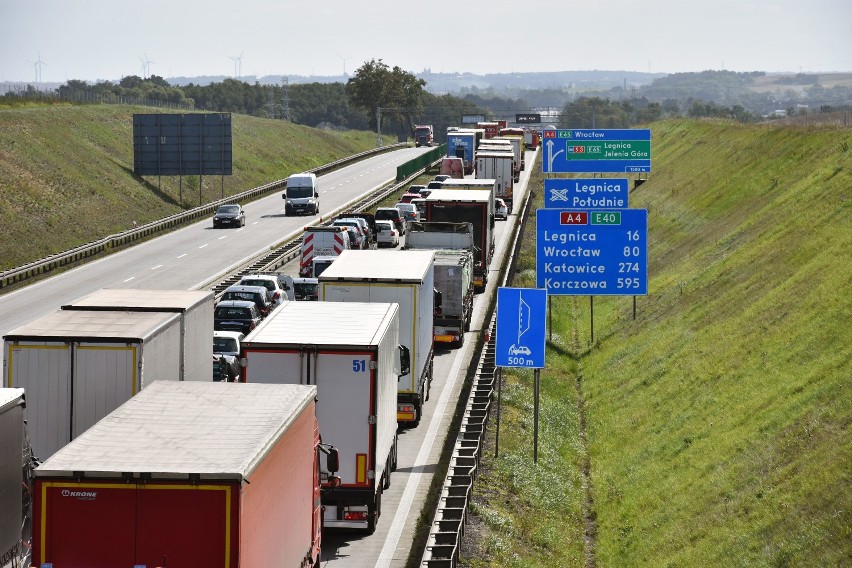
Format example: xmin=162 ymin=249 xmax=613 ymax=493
xmin=496 ymin=287 xmax=547 ymax=368
xmin=544 ymin=178 xmax=629 ymax=209
xmin=516 ymin=113 xmax=542 ymax=124
xmin=542 ymin=129 xmax=651 ymax=174
xmin=536 ymin=208 xmax=648 ymax=295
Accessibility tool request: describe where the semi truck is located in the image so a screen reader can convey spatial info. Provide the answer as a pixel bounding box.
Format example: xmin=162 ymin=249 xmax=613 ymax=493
xmin=495 ymin=134 xmax=524 ymax=179
xmin=431 ymin=251 xmax=474 ymax=347
xmin=3 ymin=308 xmax=200 ymax=460
xmin=299 ymin=225 xmax=351 ymax=277
xmin=32 ymin=381 xmax=337 ymax=568
xmin=318 ymin=249 xmax=435 ymax=427
xmin=414 ymin=124 xmax=434 ymax=147
xmin=241 ymin=301 xmax=404 ymax=533
xmin=61 ymin=288 xmax=214 ymax=384
xmin=425 ymin=189 xmax=494 ymax=292
xmin=476 ymin=121 xmax=500 ymax=139
xmin=403 ymin=223 xmax=476 ymax=346
xmin=1 ymin=388 xmax=26 ymax=568
xmin=446 ymin=130 xmax=477 ymax=174
xmin=476 ymin=149 xmax=515 ymax=211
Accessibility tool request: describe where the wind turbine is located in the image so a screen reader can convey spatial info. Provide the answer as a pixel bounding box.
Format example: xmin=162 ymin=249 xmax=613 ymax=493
xmin=336 ymin=53 xmax=352 ymax=76
xmin=29 ymin=52 xmax=47 ymax=83
xmin=229 ymin=51 xmax=244 ymax=78
xmin=139 ymin=54 xmax=155 ymax=79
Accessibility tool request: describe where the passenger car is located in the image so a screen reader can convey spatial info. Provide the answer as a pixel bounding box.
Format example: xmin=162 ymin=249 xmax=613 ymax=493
xmin=337 ymin=212 xmax=377 ymax=244
xmin=395 ymin=202 xmax=419 ymax=223
xmin=220 ymin=284 xmax=273 ymax=317
xmin=212 ymin=204 xmax=245 ymax=228
xmin=407 ymin=184 xmax=426 ymax=195
xmin=398 ymin=193 xmax=421 ymax=204
xmin=375 ymin=207 xmax=407 ymax=235
xmin=375 ymin=220 xmax=400 ymax=248
xmin=426 ymin=181 xmax=444 ymax=190
xmin=214 ymin=300 xmax=262 ymax=335
xmin=433 ymin=175 xmax=451 ymax=183
xmin=333 ymin=219 xmax=367 ymax=249
xmin=292 ymin=277 xmax=319 ymax=300
xmin=213 ymin=330 xmax=244 ymax=381
xmin=238 ymin=274 xmax=291 ymax=305
xmin=495 ymin=198 xmax=508 ymax=220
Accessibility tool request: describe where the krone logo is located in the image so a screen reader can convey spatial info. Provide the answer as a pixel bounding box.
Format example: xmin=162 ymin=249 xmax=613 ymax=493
xmin=61 ymin=489 xmax=97 ymax=500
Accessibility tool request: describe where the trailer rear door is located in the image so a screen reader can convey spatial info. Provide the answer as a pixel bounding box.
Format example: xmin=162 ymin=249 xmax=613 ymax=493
xmin=36 ymin=481 xmax=236 ymax=567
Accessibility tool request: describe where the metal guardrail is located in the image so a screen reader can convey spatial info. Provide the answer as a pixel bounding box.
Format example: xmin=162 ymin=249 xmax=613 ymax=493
xmin=0 ymin=143 xmax=408 ymax=291
xmin=205 ymin=153 xmax=446 ymax=299
xmin=420 ymin=176 xmax=535 ymax=568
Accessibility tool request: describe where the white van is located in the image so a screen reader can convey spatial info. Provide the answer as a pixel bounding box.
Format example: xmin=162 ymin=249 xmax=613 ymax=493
xmin=283 ymin=172 xmax=319 ymax=216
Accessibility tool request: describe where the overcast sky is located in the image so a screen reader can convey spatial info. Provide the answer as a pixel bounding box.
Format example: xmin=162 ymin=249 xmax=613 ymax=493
xmin=2 ymin=0 xmax=851 ymax=83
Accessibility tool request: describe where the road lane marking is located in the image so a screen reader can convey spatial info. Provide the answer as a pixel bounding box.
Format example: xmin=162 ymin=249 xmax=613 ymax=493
xmin=176 ymin=253 xmax=187 ymax=259
xmin=375 ymin=331 xmax=473 ymax=567
xmin=218 ymin=235 xmax=228 ymax=240
xmin=151 ymin=265 xmax=162 ymax=270
xmin=199 ymin=244 xmax=208 ymax=249
xmin=123 ymin=277 xmax=135 ymax=283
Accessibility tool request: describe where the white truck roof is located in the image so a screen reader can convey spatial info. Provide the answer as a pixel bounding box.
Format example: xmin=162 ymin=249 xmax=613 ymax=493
xmin=245 ymin=301 xmax=397 ymax=347
xmin=0 ymin=388 xmax=25 ymax=414
xmin=425 ymin=189 xmax=492 ymax=204
xmin=4 ymin=309 xmax=180 ymax=342
xmin=63 ymin=288 xmax=213 ymax=312
xmin=34 ymin=381 xmax=316 ymax=480
xmin=318 ymin=249 xmax=434 ymax=283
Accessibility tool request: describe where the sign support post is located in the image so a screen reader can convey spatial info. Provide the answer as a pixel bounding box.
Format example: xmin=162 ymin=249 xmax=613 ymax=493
xmin=533 ymin=369 xmax=540 ymax=464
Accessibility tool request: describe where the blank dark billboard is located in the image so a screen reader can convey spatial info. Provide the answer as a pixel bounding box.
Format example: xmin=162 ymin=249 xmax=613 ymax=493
xmin=133 ymin=113 xmax=232 ymax=176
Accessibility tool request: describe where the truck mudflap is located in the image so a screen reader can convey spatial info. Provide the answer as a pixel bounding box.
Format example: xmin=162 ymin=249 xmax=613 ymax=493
xmin=396 ymin=348 xmax=433 ymax=424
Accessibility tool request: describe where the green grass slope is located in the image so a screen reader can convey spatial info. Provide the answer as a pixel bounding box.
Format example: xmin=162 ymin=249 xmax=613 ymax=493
xmin=464 ymin=119 xmax=851 ymax=567
xmin=0 ymin=103 xmax=377 ymax=271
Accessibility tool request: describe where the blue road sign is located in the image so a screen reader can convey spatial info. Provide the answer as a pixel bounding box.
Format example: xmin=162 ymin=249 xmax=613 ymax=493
xmin=536 ymin=209 xmax=648 ymax=296
xmin=544 ymin=178 xmax=629 ymax=209
xmin=496 ymin=288 xmax=547 ymax=368
xmin=541 ymin=129 xmax=651 ymax=173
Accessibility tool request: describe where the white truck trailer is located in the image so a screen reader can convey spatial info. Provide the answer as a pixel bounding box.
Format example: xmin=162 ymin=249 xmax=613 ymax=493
xmin=0 ymin=388 xmax=25 ymax=567
xmin=318 ymin=249 xmax=435 ymax=427
xmin=241 ymin=301 xmax=405 ymax=533
xmin=476 ymin=149 xmax=515 ymax=211
xmin=3 ymin=309 xmax=193 ymax=460
xmin=61 ymin=288 xmax=213 ymax=383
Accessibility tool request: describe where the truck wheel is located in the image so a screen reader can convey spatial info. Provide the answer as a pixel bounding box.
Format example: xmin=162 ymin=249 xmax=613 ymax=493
xmin=413 ymin=401 xmax=422 ymax=427
xmin=367 ymin=490 xmax=381 ymax=534
xmin=383 ymin=467 xmax=391 ymax=490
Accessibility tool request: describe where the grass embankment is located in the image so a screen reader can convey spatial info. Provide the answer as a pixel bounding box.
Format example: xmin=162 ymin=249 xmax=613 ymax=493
xmin=463 ymin=119 xmax=851 ymax=567
xmin=0 ymin=103 xmax=378 ymax=271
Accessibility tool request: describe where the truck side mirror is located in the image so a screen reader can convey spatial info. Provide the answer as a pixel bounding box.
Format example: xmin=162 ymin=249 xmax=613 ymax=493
xmin=434 ymin=288 xmax=443 ymax=309
xmin=282 ymin=192 xmax=287 ymax=199
xmin=397 ymin=344 xmax=411 ymax=376
xmin=326 ymin=447 xmax=340 ymax=474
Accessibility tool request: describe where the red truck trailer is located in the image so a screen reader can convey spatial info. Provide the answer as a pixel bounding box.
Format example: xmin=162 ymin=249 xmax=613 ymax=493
xmin=32 ymin=381 xmax=337 ymax=568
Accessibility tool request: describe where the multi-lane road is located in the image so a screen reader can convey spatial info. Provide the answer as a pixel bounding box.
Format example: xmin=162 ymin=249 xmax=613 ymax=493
xmin=1 ymin=144 xmax=538 ymax=567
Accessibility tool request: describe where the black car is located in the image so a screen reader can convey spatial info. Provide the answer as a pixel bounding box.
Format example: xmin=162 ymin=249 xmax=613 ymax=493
xmin=293 ymin=277 xmax=319 ymax=301
xmin=214 ymin=300 xmax=262 ymax=334
xmin=213 ymin=204 xmax=246 ymax=228
xmin=220 ymin=284 xmax=273 ymax=317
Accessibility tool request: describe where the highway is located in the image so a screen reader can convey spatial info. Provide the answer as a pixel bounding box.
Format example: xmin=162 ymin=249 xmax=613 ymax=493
xmin=1 ymin=143 xmax=538 ymax=567
xmin=0 ymin=147 xmax=428 ymax=349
